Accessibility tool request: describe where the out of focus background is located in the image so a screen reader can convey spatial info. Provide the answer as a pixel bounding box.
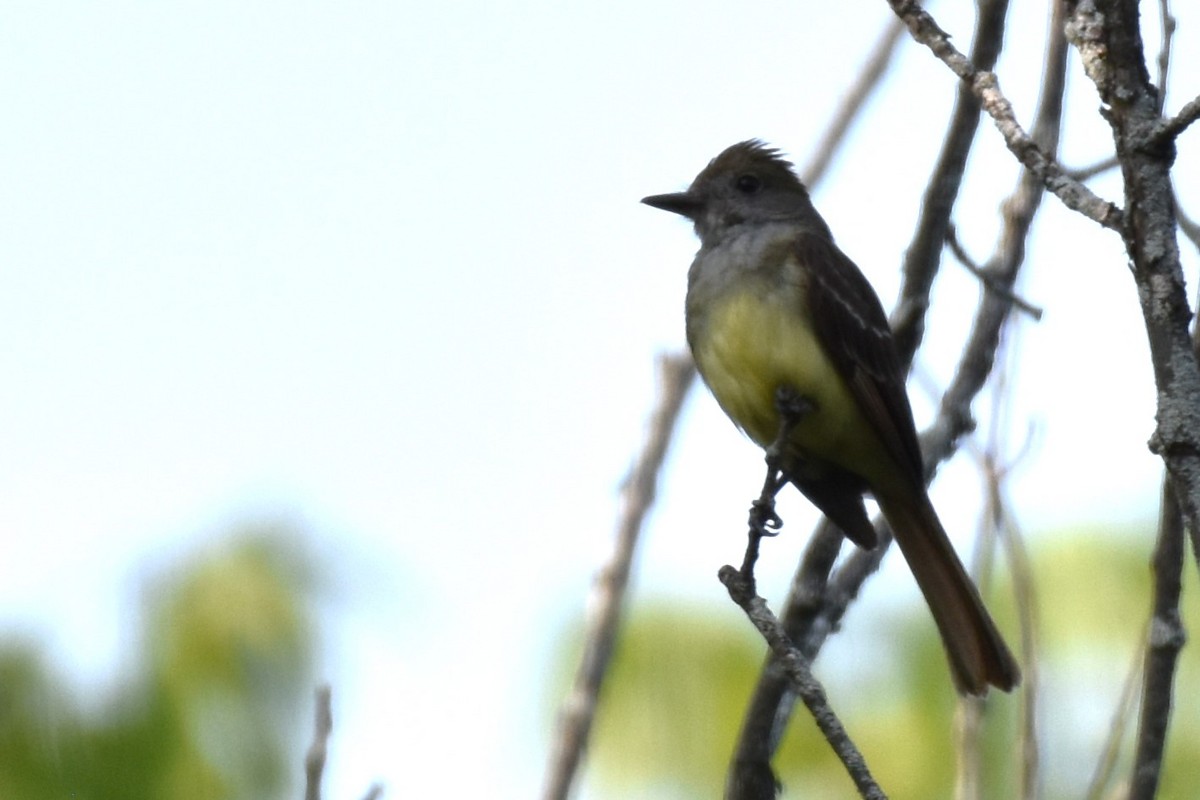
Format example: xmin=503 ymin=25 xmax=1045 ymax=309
xmin=2 ymin=0 xmax=1199 ymax=797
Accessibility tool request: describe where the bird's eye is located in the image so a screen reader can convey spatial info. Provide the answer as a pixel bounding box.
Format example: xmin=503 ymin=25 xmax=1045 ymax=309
xmin=735 ymin=174 xmax=761 ymax=194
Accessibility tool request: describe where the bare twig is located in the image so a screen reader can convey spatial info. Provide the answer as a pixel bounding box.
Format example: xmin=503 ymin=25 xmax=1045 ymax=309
xmin=802 ymin=17 xmax=909 ymax=191
xmin=1084 ymin=620 xmax=1148 ymax=800
xmin=1065 ymin=154 xmax=1121 ymax=181
xmin=954 ymin=696 xmax=985 ymax=800
xmin=923 ymin=0 xmax=1069 ymax=466
xmin=1000 ymin=506 xmax=1040 ymax=800
xmin=1175 ymin=190 xmax=1200 ymax=253
xmin=886 ymin=0 xmax=1123 ymax=231
xmin=745 ymin=0 xmax=1069 ymax=776
xmin=541 ymin=353 xmax=696 ymax=800
xmin=719 ymin=567 xmax=887 ymax=800
xmin=1154 ymin=0 xmax=1175 ymax=114
xmin=1151 ymin=92 xmax=1200 ymax=146
xmin=945 ymin=225 xmax=1045 ymax=320
xmin=891 ymin=0 xmax=1012 ymax=360
xmin=305 ymin=685 xmax=334 ymax=800
xmin=967 ymin=366 xmax=1042 ymax=800
xmin=726 ymin=519 xmax=846 ymax=800
xmin=1128 ymin=479 xmax=1187 ymax=800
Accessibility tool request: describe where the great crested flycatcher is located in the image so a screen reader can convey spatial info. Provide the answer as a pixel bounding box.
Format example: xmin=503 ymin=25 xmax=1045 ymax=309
xmin=642 ymin=140 xmax=1019 ymax=695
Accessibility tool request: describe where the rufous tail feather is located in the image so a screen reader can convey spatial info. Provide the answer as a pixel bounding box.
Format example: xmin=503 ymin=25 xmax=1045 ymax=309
xmin=875 ymin=487 xmax=1020 ymax=695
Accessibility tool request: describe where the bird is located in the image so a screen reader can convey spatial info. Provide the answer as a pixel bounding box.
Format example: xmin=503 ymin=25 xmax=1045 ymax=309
xmin=642 ymin=140 xmax=1019 ymax=694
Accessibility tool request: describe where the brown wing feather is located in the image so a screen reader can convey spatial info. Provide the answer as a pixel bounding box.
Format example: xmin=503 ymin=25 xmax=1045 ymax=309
xmin=795 ymin=232 xmax=924 ymax=483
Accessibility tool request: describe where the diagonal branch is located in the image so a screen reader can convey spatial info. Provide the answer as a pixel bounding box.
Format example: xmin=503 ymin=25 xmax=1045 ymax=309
xmin=1153 ymin=0 xmax=1175 ymax=114
xmin=945 ymin=225 xmax=1044 ymax=321
xmin=890 ymin=0 xmax=1012 ymax=360
xmin=720 ymin=567 xmax=887 ymax=800
xmin=835 ymin=0 xmax=1069 ymax=670
xmin=541 ymin=353 xmax=696 ymax=800
xmin=801 ymin=16 xmax=909 ymax=191
xmin=885 ymin=0 xmax=1123 ymax=231
xmin=1151 ymin=92 xmax=1200 ymax=147
xmin=1084 ymin=619 xmax=1148 ymax=800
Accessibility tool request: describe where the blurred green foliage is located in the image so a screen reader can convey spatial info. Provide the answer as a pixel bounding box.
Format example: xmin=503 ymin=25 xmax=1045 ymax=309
xmin=0 ymin=528 xmax=318 ymax=800
xmin=555 ymin=526 xmax=1200 ymax=798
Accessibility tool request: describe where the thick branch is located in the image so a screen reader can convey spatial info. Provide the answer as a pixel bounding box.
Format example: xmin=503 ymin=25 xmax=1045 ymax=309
xmin=891 ymin=0 xmax=1012 ymax=359
xmin=1068 ymin=0 xmax=1200 ymax=578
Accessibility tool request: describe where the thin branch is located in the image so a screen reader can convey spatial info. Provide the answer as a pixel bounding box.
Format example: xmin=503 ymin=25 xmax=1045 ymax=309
xmin=945 ymin=225 xmax=1045 ymax=320
xmin=802 ymin=16 xmax=908 ymax=191
xmin=1151 ymin=92 xmax=1200 ymax=146
xmin=970 ymin=358 xmax=1042 ymax=800
xmin=974 ymin=354 xmax=1044 ymax=800
xmin=719 ymin=567 xmax=887 ymax=800
xmin=304 ymin=685 xmax=334 ymax=800
xmin=954 ymin=696 xmax=985 ymax=800
xmin=1065 ymin=154 xmax=1121 ymax=181
xmin=924 ymin=0 xmax=1070 ymax=466
xmin=887 ymin=0 xmax=1124 ymax=231
xmin=955 ymin=442 xmax=1002 ymax=800
xmin=1128 ymin=479 xmax=1187 ymax=800
xmin=891 ymin=0 xmax=1013 ymax=359
xmin=1084 ymin=620 xmax=1149 ymax=800
xmin=1154 ymin=0 xmax=1175 ymax=114
xmin=541 ymin=353 xmax=696 ymax=800
xmin=726 ymin=519 xmax=846 ymax=800
xmin=999 ymin=502 xmax=1040 ymax=800
xmin=1175 ymin=189 xmax=1200 ymax=253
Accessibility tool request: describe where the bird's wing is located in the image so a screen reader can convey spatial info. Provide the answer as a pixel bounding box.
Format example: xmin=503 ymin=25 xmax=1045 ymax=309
xmin=795 ymin=231 xmax=926 ymax=482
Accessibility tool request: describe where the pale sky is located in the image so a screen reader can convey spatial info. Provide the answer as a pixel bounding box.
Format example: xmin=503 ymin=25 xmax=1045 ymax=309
xmin=2 ymin=1 xmax=1197 ymax=797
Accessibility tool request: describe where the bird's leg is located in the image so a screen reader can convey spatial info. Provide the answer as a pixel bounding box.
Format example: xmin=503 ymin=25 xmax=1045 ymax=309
xmin=741 ymin=387 xmax=814 ymax=584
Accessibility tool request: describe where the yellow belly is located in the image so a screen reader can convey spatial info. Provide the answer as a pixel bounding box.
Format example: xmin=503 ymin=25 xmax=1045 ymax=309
xmin=692 ymin=290 xmax=880 ymax=477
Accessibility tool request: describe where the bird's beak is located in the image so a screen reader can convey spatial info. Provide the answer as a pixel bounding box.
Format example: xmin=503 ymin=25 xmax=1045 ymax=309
xmin=641 ymin=191 xmax=704 ymax=220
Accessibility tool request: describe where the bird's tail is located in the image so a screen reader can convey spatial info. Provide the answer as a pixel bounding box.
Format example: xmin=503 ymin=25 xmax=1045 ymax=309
xmin=875 ymin=486 xmax=1020 ymax=695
